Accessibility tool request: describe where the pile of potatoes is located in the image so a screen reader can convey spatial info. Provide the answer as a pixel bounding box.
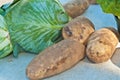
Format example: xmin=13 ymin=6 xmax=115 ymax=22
xmin=26 ymin=0 xmax=120 ymax=80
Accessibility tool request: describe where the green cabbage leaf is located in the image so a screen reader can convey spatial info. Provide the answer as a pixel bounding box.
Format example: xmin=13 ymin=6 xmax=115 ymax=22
xmin=0 ymin=15 xmax=13 ymax=58
xmin=0 ymin=8 xmax=4 ymax=15
xmin=5 ymin=0 xmax=69 ymax=57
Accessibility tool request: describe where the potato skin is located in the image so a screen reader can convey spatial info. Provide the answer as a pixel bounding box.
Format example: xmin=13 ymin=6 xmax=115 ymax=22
xmin=62 ymin=16 xmax=94 ymax=45
xmin=63 ymin=0 xmax=89 ymax=18
xmin=26 ymin=39 xmax=85 ymax=80
xmin=86 ymin=28 xmax=119 ymax=63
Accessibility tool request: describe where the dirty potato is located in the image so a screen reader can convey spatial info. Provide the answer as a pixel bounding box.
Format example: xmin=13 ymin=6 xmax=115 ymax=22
xmin=86 ymin=28 xmax=119 ymax=63
xmin=62 ymin=16 xmax=95 ymax=45
xmin=63 ymin=0 xmax=89 ymax=18
xmin=26 ymin=39 xmax=85 ymax=80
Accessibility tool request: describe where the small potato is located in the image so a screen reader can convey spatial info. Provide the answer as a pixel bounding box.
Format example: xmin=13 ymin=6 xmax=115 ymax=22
xmin=63 ymin=0 xmax=89 ymax=18
xmin=86 ymin=28 xmax=119 ymax=63
xmin=26 ymin=39 xmax=85 ymax=80
xmin=62 ymin=16 xmax=95 ymax=45
xmin=111 ymin=48 xmax=120 ymax=67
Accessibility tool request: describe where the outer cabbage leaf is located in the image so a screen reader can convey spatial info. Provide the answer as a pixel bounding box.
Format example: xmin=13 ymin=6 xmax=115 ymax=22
xmin=97 ymin=0 xmax=120 ymax=17
xmin=0 ymin=15 xmax=13 ymax=58
xmin=5 ymin=0 xmax=69 ymax=56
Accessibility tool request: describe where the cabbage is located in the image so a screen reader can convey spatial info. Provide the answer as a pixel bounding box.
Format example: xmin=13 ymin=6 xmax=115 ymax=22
xmin=5 ymin=0 xmax=69 ymax=57
xmin=0 ymin=15 xmax=13 ymax=58
xmin=97 ymin=0 xmax=120 ymax=17
xmin=0 ymin=8 xmax=4 ymax=15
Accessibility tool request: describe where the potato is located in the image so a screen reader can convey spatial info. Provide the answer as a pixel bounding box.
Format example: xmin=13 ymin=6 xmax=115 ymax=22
xmin=63 ymin=0 xmax=89 ymax=18
xmin=111 ymin=48 xmax=120 ymax=67
xmin=62 ymin=16 xmax=95 ymax=45
xmin=86 ymin=28 xmax=119 ymax=63
xmin=26 ymin=39 xmax=85 ymax=80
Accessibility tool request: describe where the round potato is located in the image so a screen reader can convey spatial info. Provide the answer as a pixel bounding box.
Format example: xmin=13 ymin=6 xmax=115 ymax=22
xmin=86 ymin=28 xmax=119 ymax=63
xmin=62 ymin=16 xmax=95 ymax=45
xmin=111 ymin=48 xmax=120 ymax=67
xmin=63 ymin=0 xmax=89 ymax=18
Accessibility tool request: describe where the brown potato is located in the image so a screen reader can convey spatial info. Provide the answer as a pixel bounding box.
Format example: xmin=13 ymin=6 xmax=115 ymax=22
xmin=86 ymin=28 xmax=119 ymax=63
xmin=26 ymin=39 xmax=85 ymax=80
xmin=62 ymin=16 xmax=95 ymax=45
xmin=63 ymin=0 xmax=89 ymax=18
xmin=111 ymin=48 xmax=120 ymax=67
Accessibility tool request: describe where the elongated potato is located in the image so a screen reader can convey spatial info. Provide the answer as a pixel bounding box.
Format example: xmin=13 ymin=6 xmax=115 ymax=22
xmin=86 ymin=28 xmax=119 ymax=63
xmin=62 ymin=16 xmax=94 ymax=45
xmin=26 ymin=39 xmax=85 ymax=80
xmin=63 ymin=0 xmax=89 ymax=18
